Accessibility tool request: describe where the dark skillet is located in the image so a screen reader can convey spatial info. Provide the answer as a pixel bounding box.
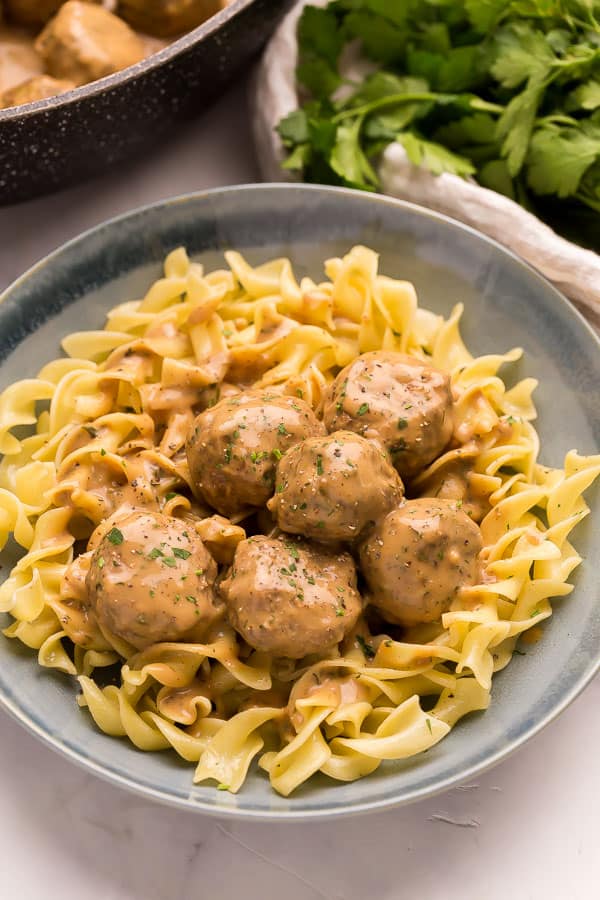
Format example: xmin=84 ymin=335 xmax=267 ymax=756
xmin=0 ymin=0 xmax=293 ymax=205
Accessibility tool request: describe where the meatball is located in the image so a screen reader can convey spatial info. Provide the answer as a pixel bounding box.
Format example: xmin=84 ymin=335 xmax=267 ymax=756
xmin=186 ymin=391 xmax=325 ymax=517
xmin=86 ymin=510 xmax=221 ymax=650
xmin=322 ymin=351 xmax=453 ymax=479
xmin=359 ymin=498 xmax=483 ymax=626
xmin=117 ymin=0 xmax=222 ymax=38
xmin=1 ymin=74 xmax=74 ymax=108
xmin=35 ymin=1 xmax=145 ymax=87
xmin=220 ymin=535 xmax=362 ymax=658
xmin=268 ymin=430 xmax=404 ymax=543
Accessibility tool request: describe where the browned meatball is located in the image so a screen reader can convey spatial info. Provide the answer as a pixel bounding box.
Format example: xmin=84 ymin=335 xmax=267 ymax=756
xmin=117 ymin=0 xmax=222 ymax=38
xmin=86 ymin=510 xmax=221 ymax=650
xmin=322 ymin=352 xmax=453 ymax=479
xmin=359 ymin=499 xmax=483 ymax=626
xmin=220 ymin=535 xmax=362 ymax=658
xmin=1 ymin=74 xmax=74 ymax=108
xmin=36 ymin=1 xmax=145 ymax=86
xmin=267 ymin=430 xmax=404 ymax=543
xmin=186 ymin=391 xmax=325 ymax=517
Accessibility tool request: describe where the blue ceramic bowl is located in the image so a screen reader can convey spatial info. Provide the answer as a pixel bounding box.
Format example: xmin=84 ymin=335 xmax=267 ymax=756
xmin=0 ymin=185 xmax=598 ymax=820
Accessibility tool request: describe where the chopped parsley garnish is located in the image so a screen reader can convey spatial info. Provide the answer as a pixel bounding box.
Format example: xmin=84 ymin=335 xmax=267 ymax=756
xmin=296 ymin=388 xmax=304 ymax=398
xmin=426 ymin=718 xmax=433 ymax=735
xmin=100 ymin=448 xmax=106 ymax=456
xmin=356 ymin=635 xmax=375 ymax=660
xmin=97 ymin=557 xmax=105 ymax=569
xmin=186 ymin=596 xmax=198 ymax=605
xmin=357 ymin=403 xmax=369 ymax=416
xmin=278 ymin=423 xmax=289 ymax=435
xmin=165 ymin=492 xmax=177 ymax=501
xmin=276 ymin=483 xmax=285 ymax=493
xmin=397 ymin=418 xmax=408 ymax=430
xmin=107 ymin=527 xmax=124 ymax=546
xmin=336 ymin=608 xmax=345 ymax=617
xmin=173 ymin=547 xmax=191 ymax=559
xmin=195 ymin=569 xmax=204 ymax=576
xmin=272 ymin=448 xmax=283 ymax=460
xmin=285 ymin=542 xmax=299 ymax=560
xmin=148 ymin=548 xmax=164 ymax=559
xmin=316 ymin=454 xmax=324 ymax=476
xmin=224 ymin=445 xmax=232 ymax=464
xmin=161 ymin=556 xmax=178 ymax=568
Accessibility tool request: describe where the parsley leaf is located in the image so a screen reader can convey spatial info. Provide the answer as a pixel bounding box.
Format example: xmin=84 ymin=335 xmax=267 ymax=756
xmin=106 ymin=527 xmax=123 ymax=546
xmin=491 ymin=24 xmax=555 ymax=89
xmin=172 ymin=547 xmax=192 ymax=559
xmin=527 ymin=125 xmax=600 ymax=197
xmin=356 ymin=635 xmax=376 ymax=660
xmin=568 ymin=80 xmax=600 ymax=111
xmin=277 ymin=109 xmax=309 ymax=146
xmin=465 ymin=0 xmax=510 ymax=32
xmin=496 ymin=74 xmax=548 ymax=176
xmin=330 ymin=118 xmax=379 ymax=188
xmin=397 ymin=133 xmax=476 ymax=177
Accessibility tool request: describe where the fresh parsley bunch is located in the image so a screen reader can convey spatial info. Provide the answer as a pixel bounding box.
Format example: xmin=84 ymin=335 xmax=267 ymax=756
xmin=277 ymin=0 xmax=600 ymax=248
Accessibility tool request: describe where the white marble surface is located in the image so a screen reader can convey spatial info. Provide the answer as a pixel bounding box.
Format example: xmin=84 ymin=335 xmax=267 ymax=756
xmin=1 ymin=79 xmax=599 ymax=900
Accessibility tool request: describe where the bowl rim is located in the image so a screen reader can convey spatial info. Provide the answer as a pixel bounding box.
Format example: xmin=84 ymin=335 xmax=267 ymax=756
xmin=0 ymin=0 xmax=258 ymax=122
xmin=0 ymin=182 xmax=598 ymax=821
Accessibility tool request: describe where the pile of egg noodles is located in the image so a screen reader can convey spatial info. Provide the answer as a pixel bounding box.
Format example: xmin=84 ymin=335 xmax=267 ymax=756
xmin=0 ymin=245 xmax=597 ymax=797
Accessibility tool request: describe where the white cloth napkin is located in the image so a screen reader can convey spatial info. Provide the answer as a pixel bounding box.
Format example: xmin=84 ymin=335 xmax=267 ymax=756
xmin=252 ymin=0 xmax=600 ymax=326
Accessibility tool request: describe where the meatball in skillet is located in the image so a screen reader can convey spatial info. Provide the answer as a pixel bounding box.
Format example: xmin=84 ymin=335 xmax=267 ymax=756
xmin=220 ymin=535 xmax=362 ymax=659
xmin=359 ymin=498 xmax=483 ymax=627
xmin=268 ymin=430 xmax=404 ymax=543
xmin=186 ymin=391 xmax=325 ymax=518
xmin=1 ymin=74 xmax=74 ymax=108
xmin=117 ymin=0 xmax=222 ymax=38
xmin=322 ymin=351 xmax=453 ymax=479
xmin=87 ymin=510 xmax=221 ymax=650
xmin=36 ymin=1 xmax=145 ymax=86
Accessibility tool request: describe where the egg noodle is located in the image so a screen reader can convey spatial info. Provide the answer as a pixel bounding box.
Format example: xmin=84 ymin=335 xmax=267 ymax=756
xmin=0 ymin=245 xmax=598 ymax=796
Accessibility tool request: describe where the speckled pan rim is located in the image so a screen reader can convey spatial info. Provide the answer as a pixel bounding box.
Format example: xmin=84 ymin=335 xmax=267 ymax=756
xmin=0 ymin=0 xmax=256 ymax=121
xmin=0 ymin=183 xmax=598 ymax=821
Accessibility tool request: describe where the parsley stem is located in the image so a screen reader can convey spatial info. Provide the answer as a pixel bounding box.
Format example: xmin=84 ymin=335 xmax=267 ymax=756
xmin=333 ymin=93 xmax=446 ymax=123
xmin=333 ymin=93 xmax=504 ymax=124
xmin=537 ymin=114 xmax=579 ymax=127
